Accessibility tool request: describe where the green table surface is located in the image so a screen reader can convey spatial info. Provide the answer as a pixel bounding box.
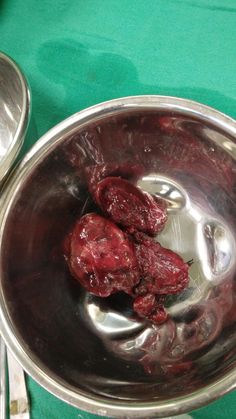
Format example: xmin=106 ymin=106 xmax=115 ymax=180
xmin=1 ymin=0 xmax=236 ymax=418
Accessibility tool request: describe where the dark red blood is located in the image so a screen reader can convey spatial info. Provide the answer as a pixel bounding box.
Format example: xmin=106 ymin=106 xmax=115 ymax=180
xmin=157 ymin=117 xmax=234 ymax=193
xmin=95 ymin=177 xmax=167 ymax=235
xmin=133 ymin=293 xmax=156 ymax=316
xmin=133 ymin=232 xmax=189 ymax=295
xmin=158 ymin=116 xmax=181 ymax=134
xmin=67 ymin=213 xmax=140 ymax=297
xmin=148 ymin=305 xmax=168 ymax=325
xmin=163 ymin=361 xmax=193 ymax=376
xmin=133 ymin=293 xmax=168 ymax=325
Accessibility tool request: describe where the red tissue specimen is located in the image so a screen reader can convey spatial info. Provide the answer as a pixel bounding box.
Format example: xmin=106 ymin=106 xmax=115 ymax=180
xmin=133 ymin=293 xmax=168 ymax=325
xmin=130 ymin=231 xmax=188 ymax=324
xmin=65 ymin=174 xmax=190 ymax=325
xmin=133 ymin=232 xmax=189 ymax=295
xmin=67 ymin=213 xmax=140 ymax=297
xmin=95 ymin=177 xmax=167 ymax=235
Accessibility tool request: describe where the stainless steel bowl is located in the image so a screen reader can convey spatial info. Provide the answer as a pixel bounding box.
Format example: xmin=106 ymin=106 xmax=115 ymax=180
xmin=0 ymin=96 xmax=236 ymax=418
xmin=0 ymin=52 xmax=30 ymax=183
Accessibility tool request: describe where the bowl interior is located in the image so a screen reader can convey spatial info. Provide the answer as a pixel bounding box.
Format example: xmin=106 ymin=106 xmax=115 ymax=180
xmin=2 ymin=109 xmax=236 ymax=404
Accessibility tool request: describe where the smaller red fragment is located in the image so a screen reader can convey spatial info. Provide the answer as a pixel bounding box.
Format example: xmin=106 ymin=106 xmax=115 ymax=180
xmin=95 ymin=177 xmax=167 ymax=235
xmin=133 ymin=293 xmax=168 ymax=325
xmin=148 ymin=306 xmax=168 ymax=325
xmin=133 ymin=293 xmax=156 ymax=316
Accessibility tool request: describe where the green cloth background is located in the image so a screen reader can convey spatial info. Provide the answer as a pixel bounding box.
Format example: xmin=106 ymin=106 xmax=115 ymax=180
xmin=1 ymin=0 xmax=236 ymax=418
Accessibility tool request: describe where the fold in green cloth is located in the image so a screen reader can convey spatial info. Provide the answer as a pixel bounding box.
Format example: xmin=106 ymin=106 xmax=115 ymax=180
xmin=1 ymin=0 xmax=236 ymax=418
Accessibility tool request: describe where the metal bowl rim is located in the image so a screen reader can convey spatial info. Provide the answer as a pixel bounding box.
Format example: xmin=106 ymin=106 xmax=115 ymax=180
xmin=0 ymin=51 xmax=31 ymax=182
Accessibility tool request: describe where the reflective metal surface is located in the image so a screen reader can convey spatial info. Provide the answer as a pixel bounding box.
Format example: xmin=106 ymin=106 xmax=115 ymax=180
xmin=0 ymin=51 xmax=31 ymax=419
xmin=0 ymin=96 xmax=236 ymax=418
xmin=0 ymin=52 xmax=30 ymax=183
xmin=0 ymin=337 xmax=6 ymax=419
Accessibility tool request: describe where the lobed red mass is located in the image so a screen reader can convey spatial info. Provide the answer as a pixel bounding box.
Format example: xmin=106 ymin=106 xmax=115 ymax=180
xmin=68 ymin=213 xmax=140 ymax=297
xmin=133 ymin=232 xmax=189 ymax=295
xmin=65 ymin=176 xmax=190 ymax=325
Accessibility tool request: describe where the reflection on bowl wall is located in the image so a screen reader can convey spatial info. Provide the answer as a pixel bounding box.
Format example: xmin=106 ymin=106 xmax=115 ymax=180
xmin=0 ymin=52 xmax=30 ymax=182
xmin=1 ymin=96 xmax=236 ymax=418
